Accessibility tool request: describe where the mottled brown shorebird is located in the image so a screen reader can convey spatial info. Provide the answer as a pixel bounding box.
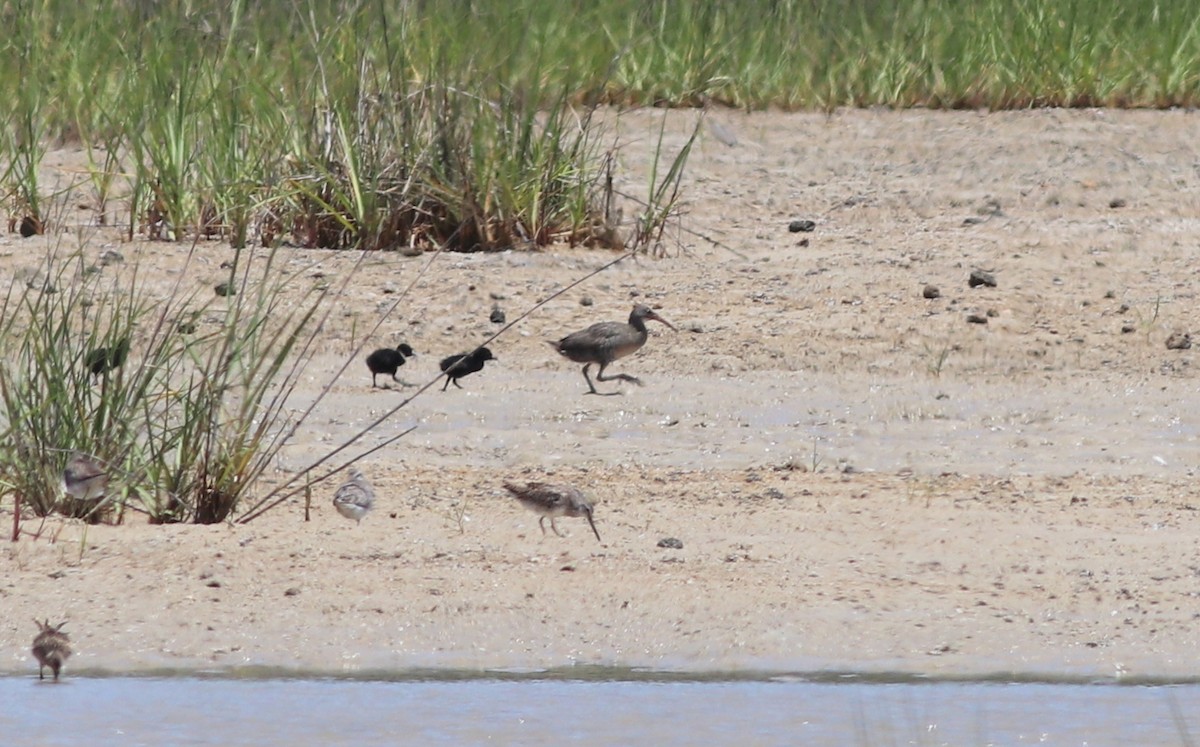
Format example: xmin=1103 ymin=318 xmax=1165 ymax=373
xmin=503 ymin=481 xmax=601 ymax=542
xmin=366 ymin=343 xmax=416 ymax=388
xmin=62 ymin=452 xmax=108 ymax=503
xmin=31 ymin=619 xmax=72 ymax=682
xmin=332 ymin=468 xmax=375 ymax=524
xmin=439 ymin=347 xmax=496 ymax=391
xmin=549 ymin=304 xmax=676 ymax=395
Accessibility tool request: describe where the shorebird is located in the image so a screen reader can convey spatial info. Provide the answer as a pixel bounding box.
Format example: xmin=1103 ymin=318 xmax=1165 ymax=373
xmin=31 ymin=619 xmax=72 ymax=682
xmin=62 ymin=452 xmax=108 ymax=503
xmin=503 ymin=481 xmax=601 ymax=542
xmin=85 ymin=336 xmax=130 ymax=378
xmin=439 ymin=347 xmax=496 ymax=391
xmin=366 ymin=343 xmax=416 ymax=388
xmin=549 ymin=303 xmax=676 ymax=395
xmin=332 ymin=467 xmax=375 ymax=524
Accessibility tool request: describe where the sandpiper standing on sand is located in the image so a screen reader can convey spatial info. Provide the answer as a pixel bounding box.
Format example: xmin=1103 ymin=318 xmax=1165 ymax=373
xmin=549 ymin=304 xmax=676 ymax=395
xmin=332 ymin=468 xmax=375 ymax=524
xmin=503 ymin=481 xmax=601 ymax=542
xmin=31 ymin=619 xmax=72 ymax=682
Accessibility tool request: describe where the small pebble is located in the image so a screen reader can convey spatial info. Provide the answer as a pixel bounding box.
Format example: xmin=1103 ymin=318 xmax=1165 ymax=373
xmin=788 ymin=219 xmax=816 ymax=233
xmin=214 ymin=282 xmax=235 ymax=297
xmin=966 ymin=313 xmax=988 ymax=325
xmin=490 ymin=305 xmax=506 ymax=324
xmin=922 ymin=284 xmax=940 ymax=299
xmin=657 ymin=537 xmax=684 ymax=549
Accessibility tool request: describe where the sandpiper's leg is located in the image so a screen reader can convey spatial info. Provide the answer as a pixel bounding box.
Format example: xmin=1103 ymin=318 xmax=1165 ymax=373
xmin=391 ymin=374 xmax=416 ymax=387
xmin=452 ymin=378 xmax=464 ymax=389
xmin=587 ymin=364 xmax=623 ymax=396
xmin=538 ymin=516 xmax=548 ymax=536
xmin=580 ymin=364 xmax=599 ymax=395
xmin=442 ymin=376 xmax=452 ymax=392
xmin=596 ymin=365 xmax=643 ymax=386
xmin=549 ymin=517 xmax=565 ymax=537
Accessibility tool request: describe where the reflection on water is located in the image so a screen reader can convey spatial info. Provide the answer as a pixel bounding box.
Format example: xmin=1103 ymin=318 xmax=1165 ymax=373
xmin=3 ymin=670 xmax=1199 ymax=747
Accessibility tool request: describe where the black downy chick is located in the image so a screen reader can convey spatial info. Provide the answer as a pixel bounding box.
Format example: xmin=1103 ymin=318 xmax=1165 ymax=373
xmin=366 ymin=343 xmax=416 ymax=387
xmin=439 ymin=347 xmax=496 ymax=391
xmin=85 ymin=337 xmax=131 ymax=379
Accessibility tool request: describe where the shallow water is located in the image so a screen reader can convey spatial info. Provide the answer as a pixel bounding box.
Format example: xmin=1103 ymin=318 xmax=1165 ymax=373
xmin=294 ymin=368 xmax=1200 ymax=477
xmin=5 ymin=671 xmax=1200 ymax=747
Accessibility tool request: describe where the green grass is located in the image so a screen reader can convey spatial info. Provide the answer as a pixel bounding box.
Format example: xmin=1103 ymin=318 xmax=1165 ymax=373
xmin=4 ymin=0 xmax=1199 ymax=240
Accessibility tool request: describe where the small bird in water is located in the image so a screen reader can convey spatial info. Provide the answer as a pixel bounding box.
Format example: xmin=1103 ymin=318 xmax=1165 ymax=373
xmin=549 ymin=304 xmax=676 ymax=395
xmin=85 ymin=336 xmax=130 ymax=378
xmin=31 ymin=619 xmax=72 ymax=682
xmin=332 ymin=467 xmax=375 ymax=524
xmin=62 ymin=452 xmax=108 ymax=503
xmin=366 ymin=343 xmax=416 ymax=388
xmin=503 ymin=481 xmax=601 ymax=542
xmin=439 ymin=347 xmax=496 ymax=391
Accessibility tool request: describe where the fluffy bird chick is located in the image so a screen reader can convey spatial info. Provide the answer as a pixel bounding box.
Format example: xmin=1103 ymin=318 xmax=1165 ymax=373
xmin=332 ymin=468 xmax=375 ymax=524
xmin=62 ymin=452 xmax=108 ymax=502
xmin=439 ymin=347 xmax=496 ymax=391
xmin=366 ymin=343 xmax=416 ymax=388
xmin=503 ymin=481 xmax=601 ymax=542
xmin=85 ymin=336 xmax=131 ymax=378
xmin=32 ymin=619 xmax=72 ymax=682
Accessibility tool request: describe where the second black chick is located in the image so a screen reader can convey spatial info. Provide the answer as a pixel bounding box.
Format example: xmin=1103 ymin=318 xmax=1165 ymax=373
xmin=86 ymin=337 xmax=131 ymax=379
xmin=439 ymin=347 xmax=496 ymax=391
xmin=366 ymin=343 xmax=416 ymax=387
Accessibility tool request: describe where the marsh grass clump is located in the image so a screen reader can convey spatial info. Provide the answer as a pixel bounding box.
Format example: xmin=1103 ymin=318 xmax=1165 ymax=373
xmin=14 ymin=0 xmax=1194 ymax=255
xmin=0 ymin=243 xmax=325 ymax=527
xmin=0 ymin=1 xmax=640 ymax=255
xmin=11 ymin=0 xmax=1198 ymax=254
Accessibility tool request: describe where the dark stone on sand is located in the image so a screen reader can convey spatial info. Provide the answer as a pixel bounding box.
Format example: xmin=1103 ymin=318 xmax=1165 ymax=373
xmin=215 ymin=282 xmax=235 ymax=297
xmin=922 ymin=284 xmax=940 ymax=299
xmin=1109 ymin=198 xmax=1127 ymax=209
xmin=1166 ymin=332 xmax=1192 ymax=350
xmin=966 ymin=313 xmax=988 ymax=325
xmin=788 ymin=219 xmax=816 ymax=233
xmin=18 ymin=215 xmax=40 ymax=237
xmin=490 ymin=306 xmax=506 ymax=324
xmin=968 ymin=270 xmax=997 ymax=288
xmin=657 ymin=537 xmax=684 ymax=549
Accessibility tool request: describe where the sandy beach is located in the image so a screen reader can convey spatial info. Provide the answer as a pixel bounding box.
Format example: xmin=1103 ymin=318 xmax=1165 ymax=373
xmin=3 ymin=107 xmax=1199 ymax=680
